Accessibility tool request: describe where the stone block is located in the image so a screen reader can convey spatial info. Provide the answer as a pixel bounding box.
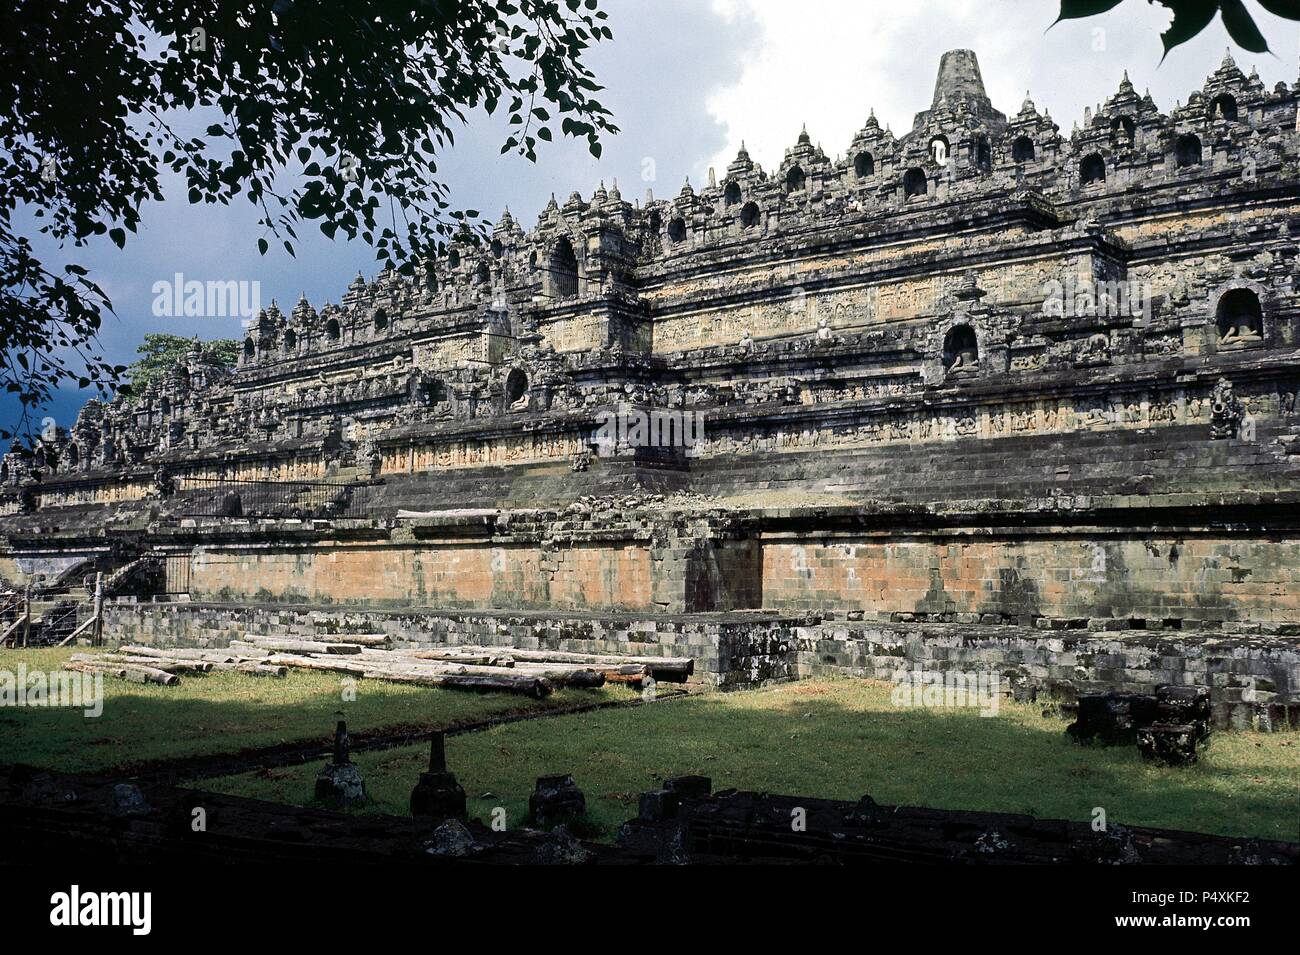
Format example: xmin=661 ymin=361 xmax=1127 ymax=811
xmin=529 ymin=774 xmax=587 ymax=828
xmin=1136 ymin=723 xmax=1199 ymax=766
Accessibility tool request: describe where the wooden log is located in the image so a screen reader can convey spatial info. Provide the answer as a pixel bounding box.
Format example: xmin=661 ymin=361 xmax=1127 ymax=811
xmin=297 ymin=632 xmax=390 ymax=647
xmin=0 ymin=616 xmax=22 ymax=648
xmin=264 ymin=654 xmax=371 ymax=675
xmin=363 ymin=647 xmax=516 ymax=667
xmin=267 ymin=653 xmax=554 ymax=696
xmin=360 ymin=669 xmax=552 ymax=698
xmin=64 ymin=660 xmax=127 ymax=680
xmin=356 ymin=654 xmax=593 ymax=684
xmin=225 ymin=642 xmax=274 ymax=657
xmin=118 ymin=644 xmax=174 ymax=658
xmin=74 ymin=653 xmax=212 ymax=674
xmin=112 ymin=656 xmax=212 ymax=674
xmin=235 ymin=662 xmax=289 ymax=678
xmin=119 ymin=665 xmax=179 ymax=686
xmin=64 ymin=659 xmax=178 ymax=686
xmin=343 ymin=650 xmax=617 ymax=689
xmin=243 ymin=637 xmax=362 ymax=655
xmin=265 ymin=649 xmax=596 ymax=690
xmin=455 ymin=646 xmax=693 ymax=680
xmin=499 ymin=660 xmax=648 ymax=685
xmin=69 ymin=654 xmax=135 ymax=668
xmin=78 ymin=654 xmax=210 ymax=675
xmin=203 ymin=652 xmax=257 ymax=664
xmin=505 ymin=663 xmax=606 ymax=688
xmin=549 ymin=668 xmax=604 ymax=689
xmin=119 ymin=646 xmax=240 ymax=664
xmin=91 ymin=572 xmax=103 ymax=647
xmin=584 ymin=664 xmax=650 ymax=685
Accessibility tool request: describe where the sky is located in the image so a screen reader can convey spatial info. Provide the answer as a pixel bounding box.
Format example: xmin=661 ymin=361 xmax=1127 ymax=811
xmin=13 ymin=0 xmax=1300 ymax=435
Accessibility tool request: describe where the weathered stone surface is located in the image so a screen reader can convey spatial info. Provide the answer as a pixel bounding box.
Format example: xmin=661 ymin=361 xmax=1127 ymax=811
xmin=315 ymin=763 xmax=367 ymax=809
xmin=409 ymin=733 xmax=467 ymax=822
xmin=533 ymin=824 xmax=596 ymax=865
xmin=0 ymin=50 xmax=1296 ymax=715
xmin=1155 ymin=684 xmax=1211 ymax=739
xmin=423 ymin=819 xmax=477 ymax=858
xmin=102 ymin=600 xmax=1300 ymax=710
xmin=314 ymin=720 xmax=368 ymax=809
xmin=528 ymin=774 xmax=587 ymax=828
xmin=1136 ymin=723 xmax=1200 ymax=766
xmin=1068 ymin=692 xmax=1161 ymax=745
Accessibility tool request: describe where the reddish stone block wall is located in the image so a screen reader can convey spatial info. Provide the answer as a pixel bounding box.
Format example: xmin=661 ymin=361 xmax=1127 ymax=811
xmin=185 ymin=530 xmax=1300 ymax=627
xmin=760 ymin=537 xmax=1300 ymax=627
xmin=189 ymin=541 xmax=653 ymax=612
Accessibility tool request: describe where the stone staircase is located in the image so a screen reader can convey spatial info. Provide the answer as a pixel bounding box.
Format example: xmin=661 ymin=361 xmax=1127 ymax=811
xmin=1 ymin=555 xmax=156 ymax=647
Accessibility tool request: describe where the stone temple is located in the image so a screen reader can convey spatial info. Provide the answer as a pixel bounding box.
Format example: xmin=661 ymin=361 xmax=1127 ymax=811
xmin=3 ymin=50 xmax=1299 ymax=723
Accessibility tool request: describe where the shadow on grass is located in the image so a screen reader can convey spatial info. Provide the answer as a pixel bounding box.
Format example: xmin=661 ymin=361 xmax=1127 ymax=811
xmin=0 ymin=649 xmax=629 ymax=775
xmin=201 ymin=679 xmax=1300 ymax=844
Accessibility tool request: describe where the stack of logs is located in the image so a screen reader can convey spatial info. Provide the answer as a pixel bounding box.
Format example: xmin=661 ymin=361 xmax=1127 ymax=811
xmin=63 ymin=649 xmax=287 ymax=685
xmin=63 ymin=635 xmax=694 ymax=699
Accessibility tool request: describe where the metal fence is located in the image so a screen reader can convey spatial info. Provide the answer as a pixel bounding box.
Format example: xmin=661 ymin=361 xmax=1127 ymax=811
xmin=176 ymin=477 xmax=377 ymax=520
xmin=36 ymin=602 xmax=80 ymax=645
xmin=163 ymin=554 xmax=192 ymax=594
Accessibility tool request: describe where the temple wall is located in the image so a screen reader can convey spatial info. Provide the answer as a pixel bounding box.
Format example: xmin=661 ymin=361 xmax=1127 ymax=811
xmin=179 ymin=525 xmax=1300 ymax=629
xmin=188 ymin=540 xmax=655 ymax=612
xmin=101 ymin=600 xmax=794 ymax=687
xmin=650 ymin=249 xmax=1077 ymax=353
xmin=180 ymin=456 xmax=331 ymax=482
xmin=3 ymin=49 xmax=1296 ymax=728
xmin=760 ymin=536 xmax=1300 ymax=627
xmin=379 ymin=430 xmax=585 ymax=474
xmin=412 ymin=333 xmax=485 ymax=367
xmin=32 ymin=478 xmax=154 ymax=509
xmin=697 ymin=387 xmax=1235 ymax=459
xmin=101 ymin=600 xmax=1300 ymax=720
xmin=539 ymin=312 xmax=608 ymax=352
xmin=1114 ymin=202 xmax=1294 ymax=244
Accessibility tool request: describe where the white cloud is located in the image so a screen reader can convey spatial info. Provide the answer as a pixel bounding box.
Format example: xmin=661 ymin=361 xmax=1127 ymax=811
xmin=703 ymin=0 xmax=1299 ymax=176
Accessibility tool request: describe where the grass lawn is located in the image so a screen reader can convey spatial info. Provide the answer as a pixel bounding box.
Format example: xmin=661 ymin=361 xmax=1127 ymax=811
xmin=0 ymin=647 xmax=632 ymax=773
xmin=203 ymin=678 xmax=1300 ymax=843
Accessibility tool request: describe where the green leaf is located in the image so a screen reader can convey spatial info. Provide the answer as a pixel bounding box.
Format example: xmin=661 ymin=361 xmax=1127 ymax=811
xmin=257 ymin=238 xmax=269 ymax=255
xmin=1255 ymin=0 xmax=1300 ymax=17
xmin=1054 ymin=0 xmax=1124 ymax=19
xmin=1157 ymin=0 xmax=1218 ymax=58
xmin=1219 ymin=0 xmax=1270 ymax=53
